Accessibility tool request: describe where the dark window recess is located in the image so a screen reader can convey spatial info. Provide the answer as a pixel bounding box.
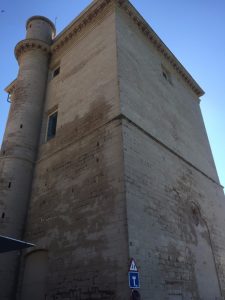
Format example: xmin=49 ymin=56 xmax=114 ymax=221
xmin=163 ymin=71 xmax=168 ymax=80
xmin=162 ymin=66 xmax=172 ymax=85
xmin=8 ymin=182 xmax=11 ymax=189
xmin=1 ymin=213 xmax=5 ymax=219
xmin=47 ymin=111 xmax=58 ymax=141
xmin=53 ymin=67 xmax=60 ymax=78
xmin=20 ymin=124 xmax=23 ymax=129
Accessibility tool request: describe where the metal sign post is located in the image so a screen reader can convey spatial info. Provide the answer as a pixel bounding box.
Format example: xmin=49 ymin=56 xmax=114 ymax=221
xmin=128 ymin=258 xmax=140 ymax=289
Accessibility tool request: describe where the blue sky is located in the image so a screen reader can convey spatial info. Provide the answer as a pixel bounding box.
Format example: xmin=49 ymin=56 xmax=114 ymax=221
xmin=0 ymin=0 xmax=224 ymax=187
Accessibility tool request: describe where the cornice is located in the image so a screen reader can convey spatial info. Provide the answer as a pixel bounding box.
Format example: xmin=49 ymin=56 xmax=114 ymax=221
xmin=5 ymin=79 xmax=17 ymax=94
xmin=15 ymin=39 xmax=51 ymax=61
xmin=51 ymin=0 xmax=112 ymax=55
xmin=7 ymin=1 xmax=204 ymax=98
xmin=117 ymin=0 xmax=204 ymax=97
xmin=51 ymin=0 xmax=204 ymax=97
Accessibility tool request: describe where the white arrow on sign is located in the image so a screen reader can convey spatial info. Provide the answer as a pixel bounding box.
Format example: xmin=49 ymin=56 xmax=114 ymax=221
xmin=129 ymin=258 xmax=138 ymax=272
xmin=132 ymin=275 xmax=137 ymax=287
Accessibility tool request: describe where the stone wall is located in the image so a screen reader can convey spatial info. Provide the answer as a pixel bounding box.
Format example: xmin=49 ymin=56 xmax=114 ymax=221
xmin=116 ymin=7 xmax=219 ymax=183
xmin=122 ymin=119 xmax=225 ymax=299
xmin=116 ymin=4 xmax=225 ymax=300
xmin=13 ymin=1 xmax=225 ymax=299
xmin=17 ymin=6 xmax=130 ymax=300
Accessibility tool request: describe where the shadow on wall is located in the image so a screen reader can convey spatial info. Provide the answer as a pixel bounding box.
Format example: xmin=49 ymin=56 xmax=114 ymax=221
xmin=189 ymin=202 xmax=221 ymax=300
xmin=20 ymin=250 xmax=48 ymax=300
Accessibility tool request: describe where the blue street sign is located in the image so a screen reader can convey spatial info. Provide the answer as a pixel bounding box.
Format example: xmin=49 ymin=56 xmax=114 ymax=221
xmin=129 ymin=271 xmax=140 ymax=289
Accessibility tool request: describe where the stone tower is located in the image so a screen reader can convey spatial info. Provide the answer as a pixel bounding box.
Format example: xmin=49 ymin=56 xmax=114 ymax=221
xmin=1 ymin=1 xmax=225 ymax=299
xmin=0 ymin=16 xmax=55 ymax=299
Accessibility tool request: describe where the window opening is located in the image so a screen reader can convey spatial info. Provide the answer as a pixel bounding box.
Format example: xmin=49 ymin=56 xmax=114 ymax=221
xmin=46 ymin=111 xmax=58 ymax=141
xmin=163 ymin=71 xmax=168 ymax=80
xmin=162 ymin=65 xmax=172 ymax=85
xmin=53 ymin=66 xmax=60 ymax=78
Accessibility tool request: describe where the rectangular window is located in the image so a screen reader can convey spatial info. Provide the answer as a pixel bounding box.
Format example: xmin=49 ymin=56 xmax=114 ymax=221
xmin=46 ymin=111 xmax=58 ymax=141
xmin=52 ymin=66 xmax=60 ymax=78
xmin=161 ymin=64 xmax=172 ymax=85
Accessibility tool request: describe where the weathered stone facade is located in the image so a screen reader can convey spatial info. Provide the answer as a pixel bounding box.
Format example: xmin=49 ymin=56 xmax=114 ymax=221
xmin=0 ymin=0 xmax=224 ymax=299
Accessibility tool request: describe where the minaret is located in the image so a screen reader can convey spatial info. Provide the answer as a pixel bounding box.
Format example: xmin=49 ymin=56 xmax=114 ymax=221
xmin=0 ymin=16 xmax=55 ymax=299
